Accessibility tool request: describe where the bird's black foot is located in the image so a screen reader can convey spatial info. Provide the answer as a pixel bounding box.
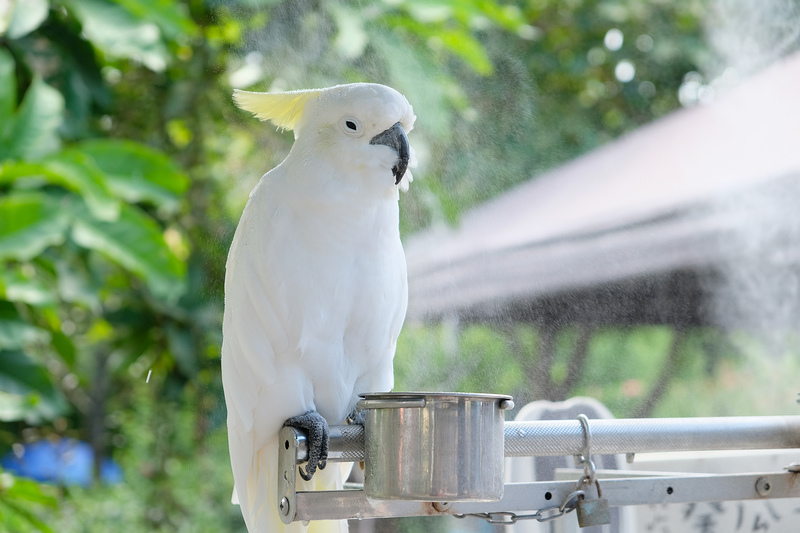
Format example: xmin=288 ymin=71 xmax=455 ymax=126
xmin=345 ymin=405 xmax=366 ymax=426
xmin=284 ymin=410 xmax=329 ymax=481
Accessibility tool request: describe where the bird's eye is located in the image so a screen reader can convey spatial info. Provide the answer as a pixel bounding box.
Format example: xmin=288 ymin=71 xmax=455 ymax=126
xmin=341 ymin=117 xmax=361 ymax=134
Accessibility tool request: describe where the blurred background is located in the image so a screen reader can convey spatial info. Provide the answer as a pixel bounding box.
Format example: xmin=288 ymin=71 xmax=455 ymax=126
xmin=0 ymin=0 xmax=799 ymax=531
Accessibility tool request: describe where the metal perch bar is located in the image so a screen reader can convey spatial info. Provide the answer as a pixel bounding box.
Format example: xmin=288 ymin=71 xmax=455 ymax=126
xmin=293 ymin=472 xmax=800 ymax=522
xmin=304 ymin=416 xmax=800 ymax=464
xmin=503 ymin=415 xmax=800 ymax=457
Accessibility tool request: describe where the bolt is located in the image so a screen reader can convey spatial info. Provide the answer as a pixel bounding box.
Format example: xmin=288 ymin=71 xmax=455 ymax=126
xmin=785 ymin=462 xmax=800 ymax=473
xmin=755 ymin=476 xmax=772 ymax=497
xmin=279 ymin=497 xmax=291 ymax=516
xmin=432 ymin=501 xmax=451 ymax=512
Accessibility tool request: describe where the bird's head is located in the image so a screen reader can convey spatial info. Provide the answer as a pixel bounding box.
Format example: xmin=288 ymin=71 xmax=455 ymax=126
xmin=234 ymin=83 xmax=416 ymax=191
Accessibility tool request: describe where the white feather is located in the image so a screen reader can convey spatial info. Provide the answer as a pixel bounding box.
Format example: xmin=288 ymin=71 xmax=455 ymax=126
xmin=222 ymin=83 xmax=413 ymax=532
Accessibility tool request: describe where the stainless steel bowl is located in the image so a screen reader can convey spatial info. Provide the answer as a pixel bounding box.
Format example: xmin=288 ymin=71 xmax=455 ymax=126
xmin=356 ymin=392 xmax=514 ymax=502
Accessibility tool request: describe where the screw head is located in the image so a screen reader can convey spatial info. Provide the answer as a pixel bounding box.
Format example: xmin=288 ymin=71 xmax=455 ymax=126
xmin=279 ymin=497 xmax=290 ymax=516
xmin=432 ymin=501 xmax=451 ymax=512
xmin=755 ymin=476 xmax=772 ymax=497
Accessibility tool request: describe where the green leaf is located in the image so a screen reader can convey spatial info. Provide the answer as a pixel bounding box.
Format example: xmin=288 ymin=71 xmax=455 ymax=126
xmin=0 ymin=271 xmax=55 ymax=307
xmin=436 ymin=28 xmax=493 ymax=76
xmin=114 ymin=0 xmax=198 ymax=40
xmin=4 ymin=0 xmax=49 ymax=39
xmin=0 ymin=318 xmax=49 ymax=350
xmin=370 ymin=31 xmax=453 ymax=138
xmin=54 ymin=258 xmax=101 ymax=310
xmin=0 ymin=49 xmax=15 ymax=121
xmin=0 ymin=77 xmax=64 ymax=161
xmin=0 ymin=192 xmax=67 ymax=261
xmin=30 ymin=16 xmax=112 ymax=138
xmin=0 ymin=498 xmax=55 ymax=533
xmin=42 ymin=150 xmax=120 ymax=220
xmin=380 ymin=13 xmax=493 ymax=75
xmin=78 ymin=139 xmax=189 ymax=213
xmin=50 ymin=331 xmax=76 ymax=368
xmin=0 ymin=350 xmax=67 ymax=423
xmin=1 ymin=471 xmax=59 ymax=508
xmin=70 ymin=201 xmax=186 ymax=303
xmin=0 ymin=152 xmax=120 ymax=222
xmin=64 ymin=0 xmax=171 ymax=71
xmin=166 ymin=323 xmax=195 ymax=377
xmin=0 ymin=301 xmax=50 ymax=350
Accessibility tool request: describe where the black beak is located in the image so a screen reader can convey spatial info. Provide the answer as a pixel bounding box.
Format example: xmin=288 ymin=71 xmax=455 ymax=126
xmin=369 ymin=122 xmax=409 ymax=185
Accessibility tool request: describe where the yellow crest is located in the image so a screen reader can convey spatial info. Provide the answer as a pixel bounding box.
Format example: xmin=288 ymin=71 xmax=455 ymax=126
xmin=233 ymin=88 xmax=323 ymax=131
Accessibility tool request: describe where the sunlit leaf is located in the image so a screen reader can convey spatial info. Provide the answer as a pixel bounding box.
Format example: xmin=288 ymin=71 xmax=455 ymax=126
xmin=1 ymin=470 xmax=58 ymax=508
xmin=54 ymin=258 xmax=101 ymax=310
xmin=0 ymin=193 xmax=67 ymax=261
xmin=331 ymin=4 xmax=368 ymax=59
xmin=70 ymin=201 xmax=186 ymax=303
xmin=0 ymin=318 xmax=50 ymax=350
xmin=4 ymin=0 xmax=49 ymax=39
xmin=0 ymin=49 xmax=15 ymax=121
xmin=78 ymin=139 xmax=189 ymax=213
xmin=0 ymin=350 xmax=67 ymax=423
xmin=0 ymin=271 xmax=55 ymax=307
xmin=114 ymin=0 xmax=198 ymax=40
xmin=0 ymin=497 xmax=55 ymax=533
xmin=435 ymin=28 xmax=493 ymax=75
xmin=31 ymin=15 xmax=112 ymax=138
xmin=370 ymin=31 xmax=453 ymax=138
xmin=0 ymin=152 xmax=120 ymax=222
xmin=64 ymin=0 xmax=170 ymax=71
xmin=0 ymin=468 xmax=58 ymax=533
xmin=380 ymin=12 xmax=492 ymax=75
xmin=0 ymin=77 xmax=63 ymax=161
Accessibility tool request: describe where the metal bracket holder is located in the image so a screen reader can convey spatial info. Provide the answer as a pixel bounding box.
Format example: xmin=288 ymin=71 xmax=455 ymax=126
xmin=276 ymin=415 xmax=800 ymax=524
xmin=277 ymin=426 xmax=303 ymax=524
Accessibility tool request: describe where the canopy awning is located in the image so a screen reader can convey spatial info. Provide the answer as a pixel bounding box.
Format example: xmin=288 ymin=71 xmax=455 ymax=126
xmin=405 ymin=53 xmax=800 ymax=326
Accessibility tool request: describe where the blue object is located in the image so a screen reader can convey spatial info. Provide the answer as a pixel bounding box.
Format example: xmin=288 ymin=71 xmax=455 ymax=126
xmin=0 ymin=438 xmax=123 ymax=487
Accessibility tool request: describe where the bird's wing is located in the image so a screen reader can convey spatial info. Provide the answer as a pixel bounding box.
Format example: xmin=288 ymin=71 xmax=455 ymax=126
xmin=223 ymin=173 xmax=351 ymax=533
xmin=222 ymin=176 xmax=289 ymax=528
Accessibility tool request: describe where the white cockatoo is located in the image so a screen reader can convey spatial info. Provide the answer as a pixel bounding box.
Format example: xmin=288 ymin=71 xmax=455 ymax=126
xmin=222 ymin=83 xmax=415 ymax=533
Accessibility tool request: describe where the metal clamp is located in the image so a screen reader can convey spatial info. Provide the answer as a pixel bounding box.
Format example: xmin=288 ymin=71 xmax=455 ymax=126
xmin=277 ymin=426 xmax=302 ymax=524
xmin=575 ymin=414 xmax=597 ymax=488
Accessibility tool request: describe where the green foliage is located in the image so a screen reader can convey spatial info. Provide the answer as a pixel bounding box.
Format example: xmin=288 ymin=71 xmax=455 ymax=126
xmin=0 ymin=349 xmax=67 ymax=424
xmin=396 ymin=322 xmax=794 ymax=423
xmin=0 ymin=73 xmax=64 ymax=160
xmin=0 ymin=467 xmax=59 ymax=533
xmin=39 ymin=383 xmax=242 ymax=532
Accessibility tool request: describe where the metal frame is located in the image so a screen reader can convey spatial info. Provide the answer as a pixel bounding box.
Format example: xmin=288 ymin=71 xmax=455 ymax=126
xmin=277 ymin=415 xmax=800 ymax=525
xmin=292 ymin=473 xmax=800 ymax=522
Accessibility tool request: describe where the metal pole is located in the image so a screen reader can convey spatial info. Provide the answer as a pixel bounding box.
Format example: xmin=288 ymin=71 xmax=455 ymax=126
xmin=311 ymin=416 xmax=800 ymax=464
xmin=504 ymin=415 xmax=800 ymax=457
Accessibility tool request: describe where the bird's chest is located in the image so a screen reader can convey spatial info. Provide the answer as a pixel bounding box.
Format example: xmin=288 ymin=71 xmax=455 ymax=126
xmin=277 ymin=218 xmax=404 ymax=422
xmin=273 ymin=202 xmax=404 ymax=357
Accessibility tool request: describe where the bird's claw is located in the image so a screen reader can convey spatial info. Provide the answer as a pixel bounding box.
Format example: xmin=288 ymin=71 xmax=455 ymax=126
xmin=345 ymin=405 xmax=366 ymax=426
xmin=284 ymin=410 xmax=329 ymax=481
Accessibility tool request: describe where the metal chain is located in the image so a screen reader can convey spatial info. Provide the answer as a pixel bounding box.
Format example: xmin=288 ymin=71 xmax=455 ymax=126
xmin=455 ymin=490 xmax=585 ymax=525
xmin=459 ymin=415 xmax=598 ymax=525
